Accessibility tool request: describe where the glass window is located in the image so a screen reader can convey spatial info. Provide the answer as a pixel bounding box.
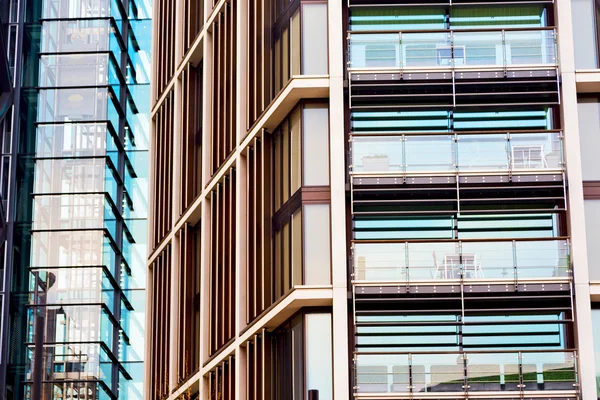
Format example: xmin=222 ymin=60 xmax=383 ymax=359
xmin=585 ymin=200 xmax=600 ymax=280
xmin=303 ymin=204 xmax=331 ymax=285
xmin=349 ymin=7 xmax=446 ymax=31
xmin=305 ymin=313 xmax=333 ymax=399
xmin=302 ymin=105 xmax=329 ymax=186
xmin=302 ymin=4 xmax=328 ymax=75
xmin=450 ymin=6 xmax=547 ymax=29
xmin=591 ymin=308 xmax=600 ymax=396
xmin=292 ymin=317 xmax=304 ymax=400
xmin=291 ymin=108 xmax=302 ymax=193
xmin=291 ymin=10 xmax=301 ymax=76
xmin=292 ymin=210 xmax=302 ymax=286
xmin=578 ymin=98 xmax=600 ymax=180
xmin=572 ymin=0 xmax=599 ymax=69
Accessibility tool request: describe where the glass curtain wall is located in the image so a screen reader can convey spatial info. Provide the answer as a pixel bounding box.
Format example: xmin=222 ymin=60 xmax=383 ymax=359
xmin=7 ymin=0 xmax=151 ymax=398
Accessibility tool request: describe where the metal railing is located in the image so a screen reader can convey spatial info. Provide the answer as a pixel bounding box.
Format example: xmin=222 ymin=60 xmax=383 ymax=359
xmin=352 ymin=238 xmax=570 ymax=284
xmin=349 ymin=131 xmax=564 ymax=176
xmin=348 ymin=27 xmax=558 ymax=71
xmin=354 ymin=350 xmax=578 ymax=395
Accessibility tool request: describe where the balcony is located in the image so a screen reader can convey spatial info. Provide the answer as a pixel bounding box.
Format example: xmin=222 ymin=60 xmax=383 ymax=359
xmin=348 ymin=28 xmax=557 ymax=73
xmin=352 ymin=238 xmax=570 ymax=286
xmin=354 ymin=350 xmax=578 ymax=398
xmin=350 ymin=131 xmax=563 ymax=177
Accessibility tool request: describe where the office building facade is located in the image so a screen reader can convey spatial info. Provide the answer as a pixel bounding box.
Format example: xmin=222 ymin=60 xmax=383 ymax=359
xmin=148 ymin=0 xmax=600 ymax=399
xmin=0 ymin=0 xmax=152 ymax=398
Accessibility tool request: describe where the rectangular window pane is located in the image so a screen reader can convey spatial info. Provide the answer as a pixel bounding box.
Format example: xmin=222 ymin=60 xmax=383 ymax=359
xmin=292 ymin=210 xmax=302 ymax=286
xmin=572 ymin=0 xmax=599 ymax=69
xmin=290 ymin=108 xmax=301 ymax=193
xmin=585 ymin=200 xmax=600 ymax=280
xmin=283 ymin=221 xmax=291 ymax=293
xmin=302 ymin=4 xmax=328 ymax=75
xmin=303 ymin=204 xmax=331 ymax=285
xmin=305 ymin=313 xmax=332 ymax=399
xmin=291 ymin=10 xmax=301 ymax=76
xmin=292 ymin=317 xmax=304 ymax=400
xmin=302 ymin=105 xmax=329 ymax=186
xmin=283 ymin=120 xmax=290 ymax=203
xmin=578 ymin=98 xmax=600 ymax=181
xmin=591 ymin=309 xmax=600 ymax=397
xmin=283 ymin=26 xmax=290 ymax=84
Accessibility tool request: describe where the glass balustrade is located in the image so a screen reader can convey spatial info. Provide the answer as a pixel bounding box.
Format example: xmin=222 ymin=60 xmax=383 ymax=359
xmin=353 ymin=239 xmax=569 ymax=283
xmin=350 ymin=132 xmax=563 ymax=175
xmin=349 ymin=29 xmax=557 ymax=70
xmin=355 ymin=350 xmax=577 ymax=394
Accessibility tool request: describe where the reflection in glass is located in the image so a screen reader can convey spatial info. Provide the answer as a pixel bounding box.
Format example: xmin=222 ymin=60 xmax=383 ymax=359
xmin=30 ymin=230 xmax=117 ymax=276
xmin=305 ymin=314 xmax=332 ymax=399
xmin=301 ymin=4 xmax=328 ymax=75
xmin=302 ymin=105 xmax=329 ymax=186
xmin=303 ymin=204 xmax=331 ymax=285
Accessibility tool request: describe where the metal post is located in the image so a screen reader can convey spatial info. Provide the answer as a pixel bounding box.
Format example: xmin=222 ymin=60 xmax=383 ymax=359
xmin=31 ymin=314 xmax=44 ymax=400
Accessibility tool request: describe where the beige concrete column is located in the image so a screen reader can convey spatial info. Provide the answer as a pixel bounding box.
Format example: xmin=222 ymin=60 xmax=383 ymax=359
xmin=328 ymin=0 xmax=350 ymax=398
xmin=555 ymin=0 xmax=597 ymax=398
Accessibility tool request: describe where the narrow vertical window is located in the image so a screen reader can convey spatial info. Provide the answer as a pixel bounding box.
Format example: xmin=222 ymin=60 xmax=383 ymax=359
xmin=302 ymin=105 xmax=329 ymax=186
xmin=301 ymin=4 xmax=328 ymax=75
xmin=303 ymin=204 xmax=331 ymax=285
xmin=305 ymin=313 xmax=333 ymax=399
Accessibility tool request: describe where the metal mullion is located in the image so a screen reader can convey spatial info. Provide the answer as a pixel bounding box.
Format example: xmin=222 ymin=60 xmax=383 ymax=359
xmin=217 ymin=14 xmax=224 ymax=169
xmin=181 ymin=70 xmax=188 ymax=214
xmin=247 ymin=341 xmax=254 ymax=400
xmin=253 ymin=335 xmax=259 ymax=400
xmin=157 ymin=109 xmax=164 ymax=244
xmin=231 ymin=356 xmax=236 ymax=400
xmin=263 ymin=329 xmax=271 ymax=400
xmin=215 ymin=184 xmax=222 ymax=351
xmin=262 ymin=134 xmax=272 ymax=308
xmin=230 ymin=171 xmax=236 ymax=338
xmin=212 ymin=17 xmax=220 ymax=173
xmin=220 ymin=180 xmax=227 ymax=347
xmin=255 ymin=140 xmax=263 ymax=313
xmin=150 ymin=265 xmax=157 ymax=396
xmin=247 ymin=147 xmax=255 ymax=321
xmin=253 ymin=141 xmax=259 ymax=318
xmin=251 ymin=0 xmax=258 ymax=123
xmin=157 ymin=255 xmax=165 ymax=396
xmin=161 ymin=0 xmax=167 ymax=93
xmin=165 ymin=95 xmax=171 ymax=234
xmin=230 ymin=2 xmax=236 ymax=150
xmin=261 ymin=0 xmax=268 ymax=111
xmin=212 ymin=189 xmax=219 ymax=353
xmin=223 ymin=176 xmax=231 ymax=343
xmin=223 ymin=5 xmax=230 ymax=160
xmin=183 ymin=226 xmax=190 ymax=378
